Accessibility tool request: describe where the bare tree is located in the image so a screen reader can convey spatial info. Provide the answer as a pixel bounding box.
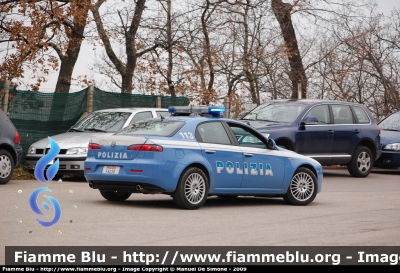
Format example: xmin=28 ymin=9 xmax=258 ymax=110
xmin=91 ymin=0 xmax=161 ymax=94
xmin=311 ymin=4 xmax=400 ymax=119
xmin=271 ymin=0 xmax=307 ymax=99
xmin=139 ymin=0 xmax=187 ymax=97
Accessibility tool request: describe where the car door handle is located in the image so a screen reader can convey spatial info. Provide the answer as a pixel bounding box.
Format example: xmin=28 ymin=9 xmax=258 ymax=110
xmin=244 ymin=153 xmax=253 ymax=157
xmin=354 ymin=129 xmax=360 ymax=134
xmin=328 ymin=130 xmax=334 ymax=134
xmin=205 ymin=150 xmax=216 ymax=154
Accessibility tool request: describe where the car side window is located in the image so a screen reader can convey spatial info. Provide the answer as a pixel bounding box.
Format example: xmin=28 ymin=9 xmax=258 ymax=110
xmin=129 ymin=111 xmax=153 ymax=125
xmin=197 ymin=122 xmax=231 ymax=145
xmin=332 ymin=105 xmax=354 ymax=124
xmin=305 ymin=105 xmax=330 ymax=124
xmin=352 ymin=106 xmax=371 ymax=124
xmin=229 ymin=124 xmax=267 ymax=149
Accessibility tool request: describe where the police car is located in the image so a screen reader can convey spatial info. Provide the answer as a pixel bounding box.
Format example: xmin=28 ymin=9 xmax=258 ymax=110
xmin=84 ymin=106 xmax=323 ymax=210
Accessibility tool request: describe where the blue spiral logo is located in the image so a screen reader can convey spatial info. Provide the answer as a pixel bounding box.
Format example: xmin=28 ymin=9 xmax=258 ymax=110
xmin=34 ymin=137 xmax=60 ymax=184
xmin=30 ymin=136 xmax=62 ymax=227
xmin=29 ymin=187 xmax=61 ymax=227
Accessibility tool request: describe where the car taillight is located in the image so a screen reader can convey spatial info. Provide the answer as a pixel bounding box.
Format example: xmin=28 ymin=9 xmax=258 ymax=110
xmin=88 ymin=143 xmax=101 ymax=150
xmin=14 ymin=130 xmax=21 ymax=144
xmin=378 ymin=127 xmax=381 ymax=135
xmin=127 ymin=144 xmax=163 ymax=152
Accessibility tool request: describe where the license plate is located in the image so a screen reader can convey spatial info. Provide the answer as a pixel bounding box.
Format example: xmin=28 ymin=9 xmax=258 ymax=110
xmin=102 ymin=166 xmax=120 ymax=174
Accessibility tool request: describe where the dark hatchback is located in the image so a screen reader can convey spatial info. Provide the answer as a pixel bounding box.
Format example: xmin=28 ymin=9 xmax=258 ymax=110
xmin=241 ymin=99 xmax=381 ymax=178
xmin=374 ymin=111 xmax=400 ymax=169
xmin=0 ymin=108 xmax=23 ymax=184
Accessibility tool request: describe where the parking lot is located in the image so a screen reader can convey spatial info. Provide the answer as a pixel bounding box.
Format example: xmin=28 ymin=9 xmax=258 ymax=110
xmin=1 ymin=167 xmax=400 ymax=264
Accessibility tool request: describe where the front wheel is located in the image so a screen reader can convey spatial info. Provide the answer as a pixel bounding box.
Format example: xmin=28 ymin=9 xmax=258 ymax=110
xmin=0 ymin=149 xmax=14 ymax=185
xmin=283 ymin=167 xmax=317 ymax=206
xmin=99 ymin=190 xmax=131 ymax=201
xmin=347 ymin=146 xmax=373 ymax=178
xmin=173 ymin=167 xmax=209 ymax=210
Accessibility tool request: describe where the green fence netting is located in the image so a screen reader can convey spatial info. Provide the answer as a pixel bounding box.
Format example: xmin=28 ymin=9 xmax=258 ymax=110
xmin=92 ymin=87 xmax=190 ymax=110
xmin=6 ymin=87 xmax=190 ymax=162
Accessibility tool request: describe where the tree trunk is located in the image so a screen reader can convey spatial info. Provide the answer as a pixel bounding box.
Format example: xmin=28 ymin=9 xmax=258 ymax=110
xmin=200 ymin=0 xmax=216 ymax=104
xmin=166 ymin=0 xmax=176 ymax=96
xmin=55 ymin=0 xmax=90 ymax=93
xmin=51 ymin=0 xmax=90 ymax=128
xmin=92 ymin=0 xmax=149 ymax=94
xmin=271 ymin=0 xmax=307 ymax=99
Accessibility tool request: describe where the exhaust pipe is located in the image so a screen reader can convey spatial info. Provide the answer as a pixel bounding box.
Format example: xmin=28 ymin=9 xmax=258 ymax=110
xmin=136 ymin=185 xmax=142 ymax=191
xmin=89 ymin=182 xmax=94 ymax=188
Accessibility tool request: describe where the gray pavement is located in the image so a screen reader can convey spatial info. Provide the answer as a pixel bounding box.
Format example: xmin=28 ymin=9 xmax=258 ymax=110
xmin=1 ymin=167 xmax=400 ymax=264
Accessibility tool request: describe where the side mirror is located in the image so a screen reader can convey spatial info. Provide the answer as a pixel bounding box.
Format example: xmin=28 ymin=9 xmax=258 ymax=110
xmin=240 ymin=111 xmax=249 ymax=119
xmin=267 ymin=138 xmax=276 ymax=149
xmin=300 ymin=116 xmax=318 ymax=126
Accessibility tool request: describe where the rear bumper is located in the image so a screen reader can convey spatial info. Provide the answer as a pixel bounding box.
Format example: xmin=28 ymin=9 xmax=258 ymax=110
xmin=88 ymin=180 xmax=166 ymax=194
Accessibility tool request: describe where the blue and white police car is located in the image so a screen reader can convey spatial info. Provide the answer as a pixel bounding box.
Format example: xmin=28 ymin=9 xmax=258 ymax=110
xmin=84 ymin=106 xmax=323 ymax=210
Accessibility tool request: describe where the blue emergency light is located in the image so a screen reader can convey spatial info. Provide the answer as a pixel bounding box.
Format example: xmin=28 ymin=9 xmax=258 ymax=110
xmin=168 ymin=106 xmax=226 ymax=117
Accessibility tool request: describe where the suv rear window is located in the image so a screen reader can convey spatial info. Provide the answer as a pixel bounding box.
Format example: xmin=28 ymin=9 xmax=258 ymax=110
xmin=352 ymin=106 xmax=370 ymax=124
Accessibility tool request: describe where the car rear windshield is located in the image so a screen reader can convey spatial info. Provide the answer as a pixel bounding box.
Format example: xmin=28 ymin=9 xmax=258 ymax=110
xmin=243 ymin=103 xmax=307 ymax=122
xmin=70 ymin=112 xmax=131 ymax=132
xmin=116 ymin=119 xmax=185 ymax=137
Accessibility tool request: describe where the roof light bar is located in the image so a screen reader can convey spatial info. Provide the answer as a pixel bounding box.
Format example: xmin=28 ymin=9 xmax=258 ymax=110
xmin=168 ymin=106 xmax=226 ymax=117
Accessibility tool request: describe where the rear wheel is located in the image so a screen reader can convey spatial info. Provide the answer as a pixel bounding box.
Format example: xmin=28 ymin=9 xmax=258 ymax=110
xmin=0 ymin=150 xmax=14 ymax=184
xmin=347 ymin=146 xmax=373 ymax=178
xmin=283 ymin=167 xmax=317 ymax=206
xmin=99 ymin=190 xmax=131 ymax=201
xmin=173 ymin=167 xmax=209 ymax=210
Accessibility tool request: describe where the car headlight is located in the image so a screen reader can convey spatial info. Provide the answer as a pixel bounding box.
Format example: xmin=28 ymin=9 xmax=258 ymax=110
xmin=27 ymin=146 xmax=36 ymax=154
xmin=384 ymin=143 xmax=400 ymax=150
xmin=66 ymin=147 xmax=88 ymax=155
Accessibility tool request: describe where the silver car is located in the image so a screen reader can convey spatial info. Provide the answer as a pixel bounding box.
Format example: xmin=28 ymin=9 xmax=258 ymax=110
xmin=26 ymin=107 xmax=170 ymax=178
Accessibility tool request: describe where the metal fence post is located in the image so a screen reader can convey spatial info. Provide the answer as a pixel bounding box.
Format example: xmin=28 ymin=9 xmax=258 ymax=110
xmin=87 ymin=85 xmax=94 ymax=113
xmin=223 ymin=97 xmax=230 ymax=118
xmin=78 ymin=85 xmax=94 ymax=121
xmin=156 ymin=96 xmax=161 ymax=108
xmin=298 ymin=83 xmax=302 ymax=99
xmin=1 ymin=80 xmax=10 ymax=113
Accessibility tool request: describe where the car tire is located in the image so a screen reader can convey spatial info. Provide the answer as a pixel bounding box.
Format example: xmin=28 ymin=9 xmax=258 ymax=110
xmin=0 ymin=149 xmax=14 ymax=184
xmin=283 ymin=167 xmax=317 ymax=206
xmin=173 ymin=167 xmax=209 ymax=210
xmin=99 ymin=190 xmax=131 ymax=202
xmin=347 ymin=146 xmax=373 ymax=178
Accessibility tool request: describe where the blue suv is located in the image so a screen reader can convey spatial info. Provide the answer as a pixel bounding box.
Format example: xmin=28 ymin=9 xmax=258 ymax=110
xmin=241 ymin=99 xmax=381 ymax=178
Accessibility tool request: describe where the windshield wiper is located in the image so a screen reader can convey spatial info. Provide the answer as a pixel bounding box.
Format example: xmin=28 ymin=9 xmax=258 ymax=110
xmin=69 ymin=128 xmax=84 ymax=132
xmin=254 ymin=119 xmax=279 ymax=122
xmin=84 ymin=128 xmax=107 ymax=132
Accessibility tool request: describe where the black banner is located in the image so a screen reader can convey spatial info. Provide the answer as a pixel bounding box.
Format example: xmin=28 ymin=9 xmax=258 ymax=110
xmin=5 ymin=246 xmax=400 ymax=266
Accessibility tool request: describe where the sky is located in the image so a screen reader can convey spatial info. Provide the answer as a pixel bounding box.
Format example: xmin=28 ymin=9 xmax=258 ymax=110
xmin=18 ymin=0 xmax=400 ymax=92
xmin=378 ymin=0 xmax=400 ymax=13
